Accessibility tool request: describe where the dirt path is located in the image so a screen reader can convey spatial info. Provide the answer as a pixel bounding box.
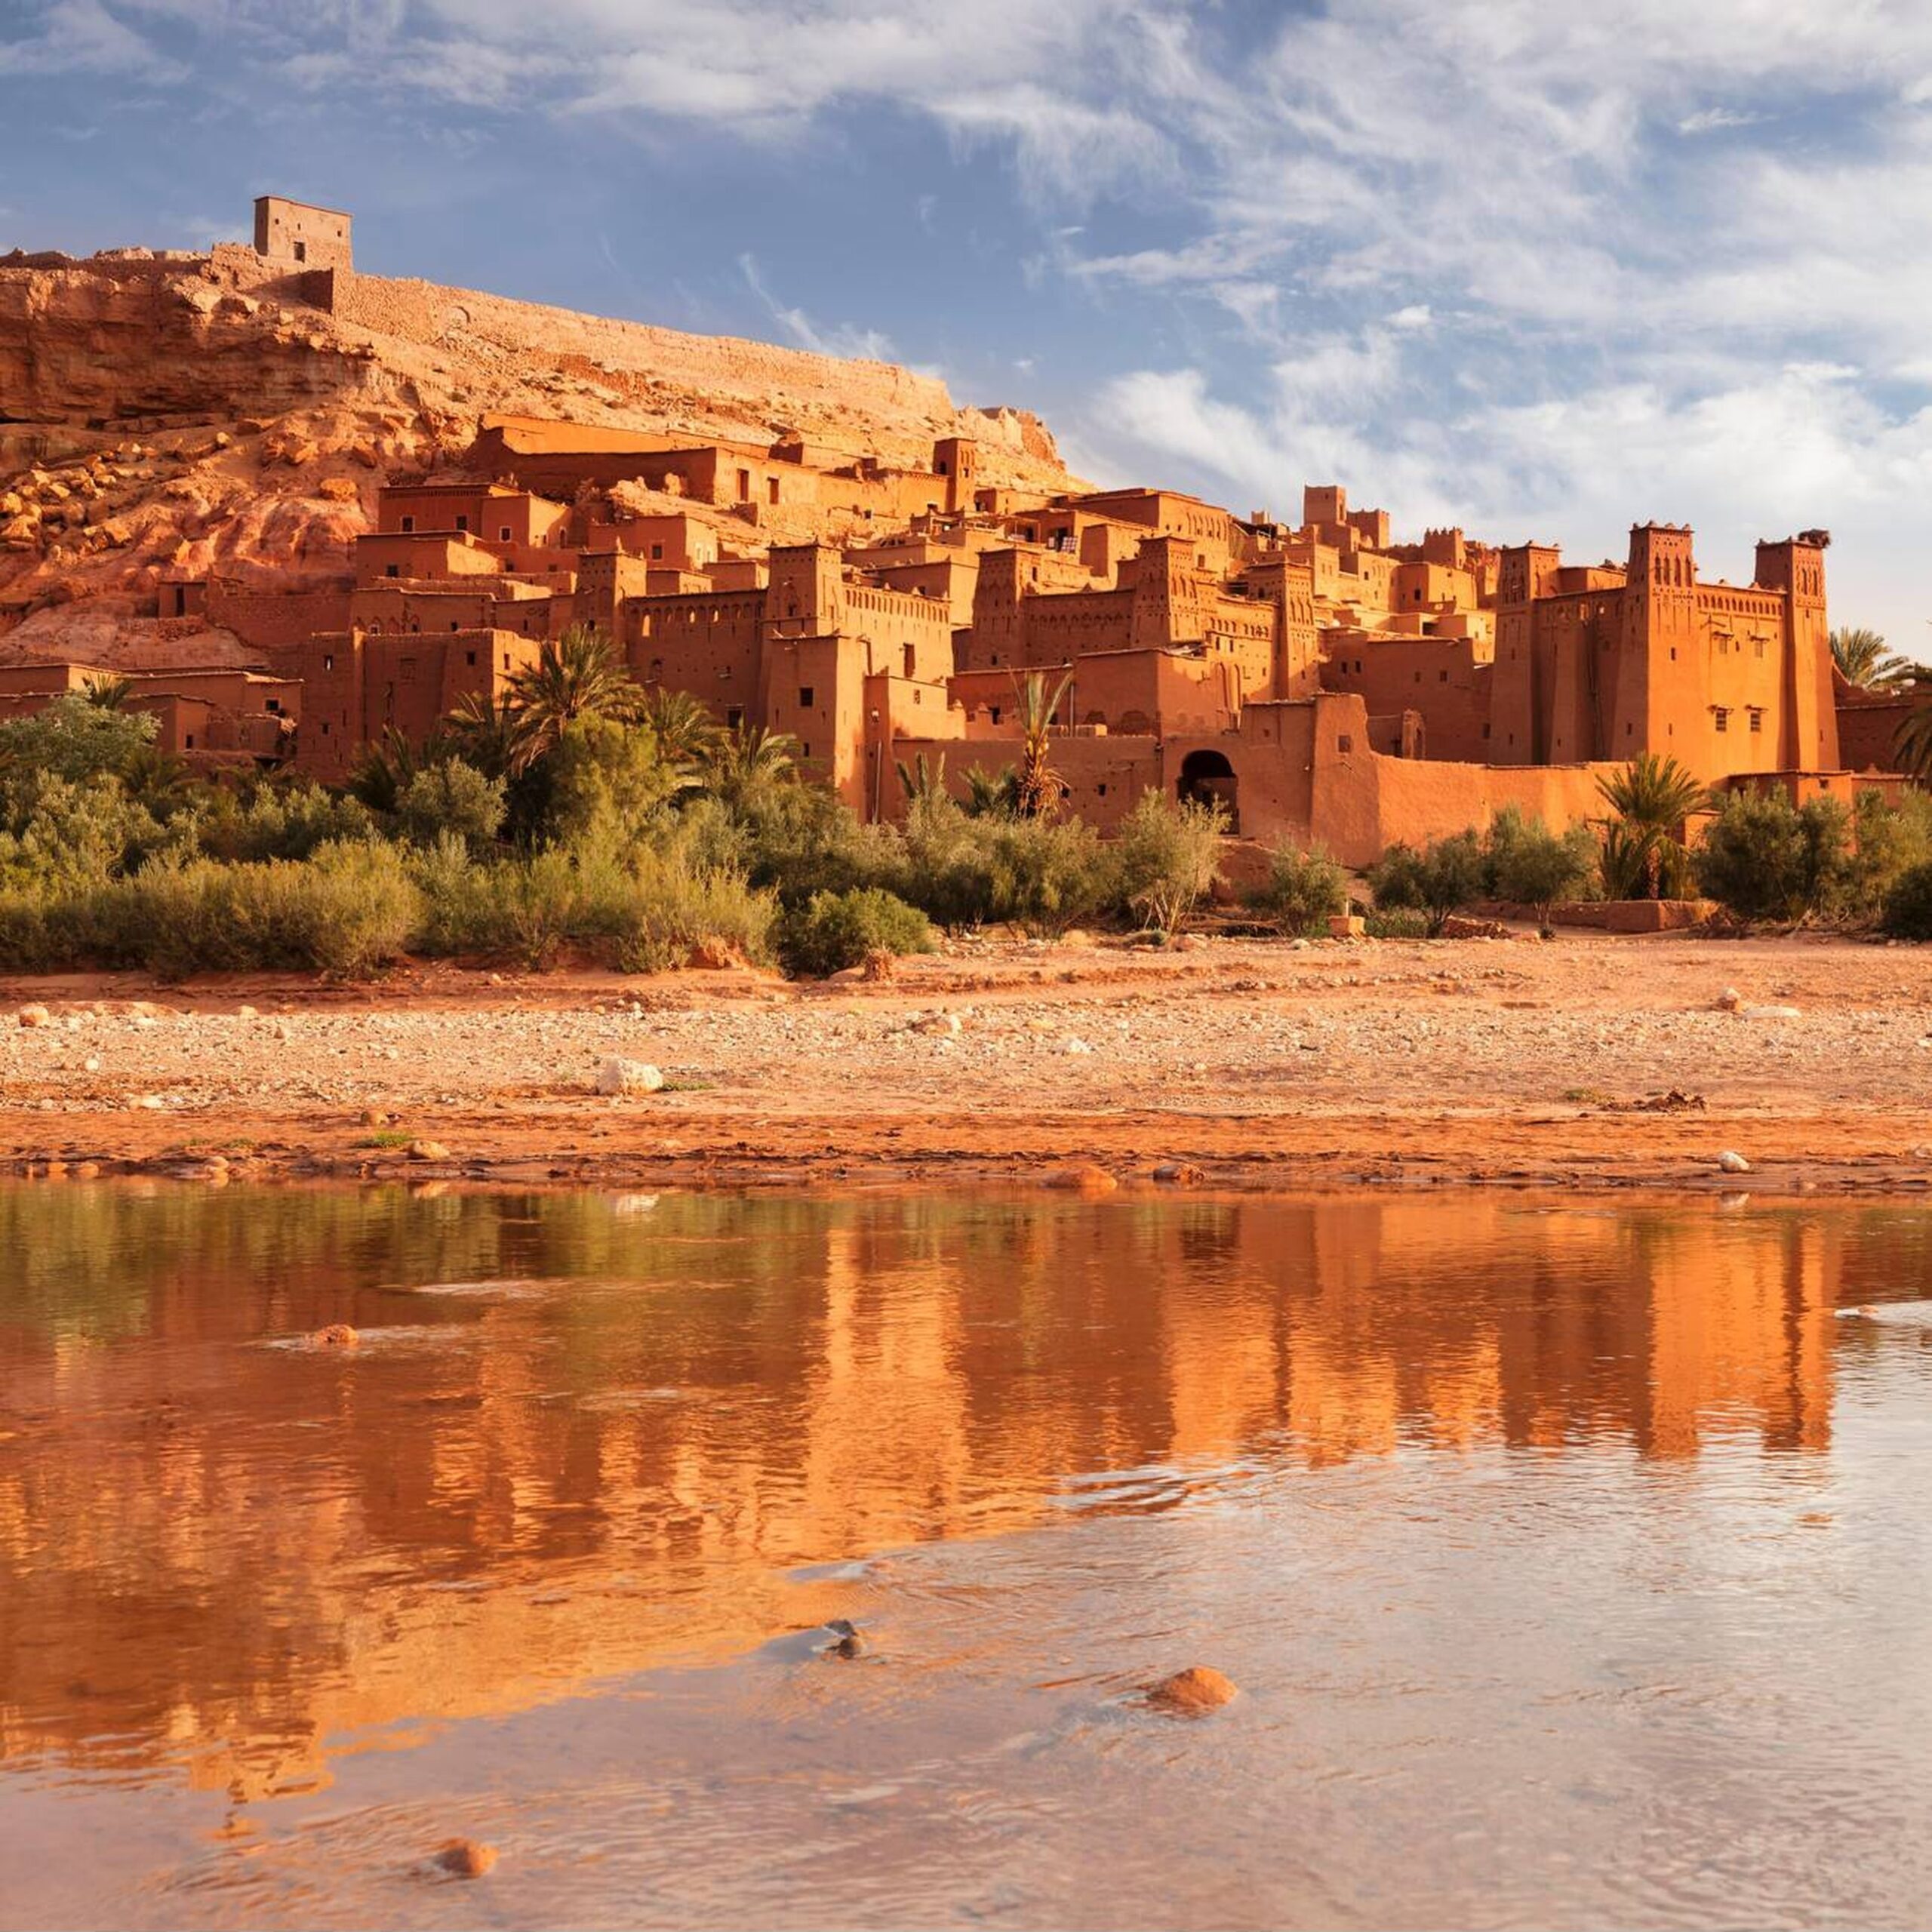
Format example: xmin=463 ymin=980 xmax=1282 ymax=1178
xmin=2 ymin=929 xmax=1930 ymax=1194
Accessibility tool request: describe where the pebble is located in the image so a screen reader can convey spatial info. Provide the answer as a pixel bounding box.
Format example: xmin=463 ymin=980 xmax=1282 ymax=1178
xmin=1740 ymin=1004 xmax=1801 ymax=1021
xmin=430 ymin=1840 xmax=497 ymax=1879
xmin=1152 ymin=1161 xmax=1207 ymax=1186
xmin=597 ymin=1057 xmax=664 ymax=1095
xmin=1718 ymin=1150 xmax=1752 ymax=1174
xmin=408 ymin=1139 xmax=452 ymax=1161
xmin=1146 ymin=1666 xmax=1239 ymax=1715
xmin=1045 ymin=1164 xmax=1117 ymax=1195
xmin=17 ymin=1004 xmax=50 ymax=1029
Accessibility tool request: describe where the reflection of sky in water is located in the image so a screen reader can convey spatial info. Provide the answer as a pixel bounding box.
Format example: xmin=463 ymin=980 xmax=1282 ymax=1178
xmin=2 ymin=1187 xmax=1930 ymax=1929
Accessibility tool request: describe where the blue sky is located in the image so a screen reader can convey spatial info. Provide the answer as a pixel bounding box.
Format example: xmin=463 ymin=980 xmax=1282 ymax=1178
xmin=5 ymin=0 xmax=1930 ymax=656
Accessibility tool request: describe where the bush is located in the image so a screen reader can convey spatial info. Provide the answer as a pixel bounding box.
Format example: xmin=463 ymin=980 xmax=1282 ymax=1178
xmin=983 ymin=815 xmax=1112 ymax=937
xmin=0 ymin=694 xmax=158 ymax=786
xmin=731 ymin=780 xmax=899 ymax=906
xmin=193 ymin=779 xmax=374 ymax=863
xmin=1249 ymin=841 xmax=1347 ymax=934
xmin=540 ymin=718 xmax=675 ymax=851
xmin=1484 ymin=808 xmax=1598 ymax=923
xmin=1882 ymin=860 xmax=1932 ymax=939
xmin=611 ymin=849 xmax=777 ymax=974
xmin=1693 ymin=791 xmax=1850 ymax=923
xmin=897 ymin=792 xmax=1000 ymax=931
xmin=395 ymin=759 xmax=505 ymax=854
xmin=1368 ymin=830 xmax=1486 ymax=934
xmin=776 ymin=886 xmax=933 ymax=977
xmin=0 ymin=840 xmax=423 ymax=979
xmin=1844 ymin=788 xmax=1932 ymax=921
xmin=1112 ymin=792 xmax=1225 ymax=932
xmin=1364 ymin=907 xmax=1432 ymax=940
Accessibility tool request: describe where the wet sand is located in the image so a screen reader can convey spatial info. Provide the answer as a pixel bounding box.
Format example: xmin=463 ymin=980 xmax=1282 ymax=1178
xmin=1 ymin=929 xmax=1930 ymax=1194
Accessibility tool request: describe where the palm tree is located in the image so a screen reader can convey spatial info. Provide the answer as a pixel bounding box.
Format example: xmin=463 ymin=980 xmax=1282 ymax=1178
xmin=895 ymin=750 xmax=949 ymax=808
xmin=1830 ymin=626 xmax=1921 ymax=690
xmin=504 ymin=623 xmax=641 ymax=768
xmin=346 ymin=727 xmax=430 ymax=814
xmin=704 ymin=723 xmax=800 ymax=804
xmin=962 ymin=762 xmax=1019 ymax=819
xmin=1012 ymin=669 xmax=1072 ymax=818
xmin=1895 ymin=704 xmax=1932 ymax=782
xmin=1595 ymin=752 xmax=1709 ymax=900
xmin=442 ymin=692 xmax=520 ymax=780
xmin=82 ymin=674 xmax=134 ymax=711
xmin=639 ymin=687 xmax=726 ymax=775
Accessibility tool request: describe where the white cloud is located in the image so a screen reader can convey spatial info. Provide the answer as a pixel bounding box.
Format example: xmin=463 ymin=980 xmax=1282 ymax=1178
xmin=1678 ymin=106 xmax=1766 ymax=134
xmin=739 ymin=252 xmax=893 ymax=362
xmin=0 ymin=0 xmax=183 ymax=78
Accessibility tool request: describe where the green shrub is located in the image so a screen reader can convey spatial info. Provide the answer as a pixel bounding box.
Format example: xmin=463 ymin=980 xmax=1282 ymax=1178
xmin=541 ymin=717 xmax=675 ymax=850
xmin=0 ymin=694 xmax=158 ymax=786
xmin=1112 ymin=792 xmax=1225 ymax=932
xmin=1843 ymin=788 xmax=1932 ymax=920
xmin=1692 ymin=791 xmax=1850 ymax=923
xmin=1364 ymin=907 xmax=1432 ymax=940
xmin=1248 ymin=841 xmax=1347 ymax=934
xmin=611 ymin=849 xmax=777 ymax=974
xmin=1484 ymin=808 xmax=1598 ymax=923
xmin=395 ymin=759 xmax=506 ymax=854
xmin=1882 ymin=860 xmax=1932 ymax=939
xmin=897 ymin=792 xmax=999 ymax=931
xmin=776 ymin=886 xmax=933 ymax=977
xmin=983 ymin=814 xmax=1112 ymax=937
xmin=1368 ymin=829 xmax=1486 ymax=934
xmin=732 ymin=780 xmax=899 ymax=906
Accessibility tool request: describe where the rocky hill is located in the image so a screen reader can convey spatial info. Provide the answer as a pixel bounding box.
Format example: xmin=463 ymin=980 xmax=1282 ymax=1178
xmin=0 ymin=244 xmax=1076 ymax=664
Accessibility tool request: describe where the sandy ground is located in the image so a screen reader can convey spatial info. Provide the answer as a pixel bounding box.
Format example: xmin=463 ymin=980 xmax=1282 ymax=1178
xmin=2 ymin=928 xmax=1930 ymax=1195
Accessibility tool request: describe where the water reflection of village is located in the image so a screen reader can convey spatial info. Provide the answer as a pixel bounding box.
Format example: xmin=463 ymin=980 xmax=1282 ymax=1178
xmin=1 ymin=1185 xmax=1921 ymax=1805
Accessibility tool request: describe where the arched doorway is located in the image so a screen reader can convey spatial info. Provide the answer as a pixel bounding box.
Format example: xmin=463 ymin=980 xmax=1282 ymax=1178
xmin=1177 ymin=749 xmax=1238 ymax=831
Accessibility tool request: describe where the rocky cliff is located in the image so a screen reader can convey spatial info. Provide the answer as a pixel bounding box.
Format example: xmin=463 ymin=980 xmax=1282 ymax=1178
xmin=0 ymin=245 xmax=1075 ymax=661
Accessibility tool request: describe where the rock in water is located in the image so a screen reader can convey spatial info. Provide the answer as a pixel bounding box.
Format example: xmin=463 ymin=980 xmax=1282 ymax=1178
xmin=1152 ymin=1161 xmax=1206 ymax=1186
xmin=1046 ymin=1164 xmax=1118 ymax=1195
xmin=1146 ymin=1666 xmax=1239 ymax=1715
xmin=598 ymin=1057 xmax=665 ymax=1095
xmin=407 ymin=1139 xmax=451 ymax=1161
xmin=310 ymin=1324 xmax=358 ymax=1348
xmin=431 ymin=1839 xmax=497 ymax=1879
xmin=1717 ymin=1150 xmax=1752 ymax=1174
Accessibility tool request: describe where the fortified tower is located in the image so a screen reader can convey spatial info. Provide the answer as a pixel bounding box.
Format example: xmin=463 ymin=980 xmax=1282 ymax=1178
xmin=251 ymin=195 xmax=353 ymax=273
xmin=1129 ymin=534 xmax=1205 ymax=652
xmin=933 ymin=436 xmax=977 ymax=515
xmin=1754 ymin=534 xmax=1838 ymax=771
xmin=1488 ymin=541 xmax=1562 ymax=762
xmin=765 ymin=543 xmax=846 ymax=638
xmin=1619 ymin=522 xmax=1701 ymax=761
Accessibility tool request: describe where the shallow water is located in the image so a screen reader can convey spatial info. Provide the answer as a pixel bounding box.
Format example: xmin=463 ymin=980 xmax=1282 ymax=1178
xmin=2 ymin=1184 xmax=1930 ymax=1928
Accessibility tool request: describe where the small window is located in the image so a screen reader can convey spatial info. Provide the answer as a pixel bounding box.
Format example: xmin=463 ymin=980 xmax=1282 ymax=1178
xmin=466 ymin=650 xmax=477 ymax=666
xmin=322 ymin=654 xmax=334 ymax=672
xmin=1337 ymin=734 xmax=1353 ymax=753
xmin=737 ymin=469 xmax=751 ymax=502
xmin=650 ymin=543 xmax=664 ymax=560
xmin=1439 ymin=669 xmax=1449 ymax=682
xmin=726 ymin=706 xmax=743 ymax=728
xmin=401 ymin=515 xmax=415 ymax=533
xmin=385 ymin=564 xmax=400 ymax=579
xmin=1715 ymin=708 xmax=1730 ymax=734
xmin=498 ymin=525 xmax=512 ymax=541
xmin=455 ymin=515 xmax=469 ymax=532
xmin=799 ymin=686 xmax=814 ymax=707
xmin=768 ymin=478 xmax=780 ymax=505
xmin=803 ymin=742 xmax=812 ymax=758
xmin=293 ymin=241 xmax=306 ymax=263
xmin=185 ymin=733 xmax=195 ymax=749
xmin=266 ymin=699 xmax=281 ymax=715
xmin=1749 ymin=708 xmax=1763 ymax=734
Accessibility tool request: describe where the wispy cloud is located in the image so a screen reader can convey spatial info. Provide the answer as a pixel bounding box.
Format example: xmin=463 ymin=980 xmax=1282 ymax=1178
xmin=739 ymin=252 xmax=893 ymax=362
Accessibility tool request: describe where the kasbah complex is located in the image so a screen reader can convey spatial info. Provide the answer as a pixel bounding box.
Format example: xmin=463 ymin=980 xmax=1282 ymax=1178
xmin=3 ymin=196 xmax=1921 ymax=874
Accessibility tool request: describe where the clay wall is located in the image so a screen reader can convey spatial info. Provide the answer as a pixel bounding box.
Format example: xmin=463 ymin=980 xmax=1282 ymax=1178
xmin=202 ymin=583 xmax=352 ymax=663
xmin=629 ymin=590 xmax=765 ymax=727
xmin=1835 ymin=685 xmax=1925 ymax=773
xmin=1318 ymin=635 xmax=1493 ymax=762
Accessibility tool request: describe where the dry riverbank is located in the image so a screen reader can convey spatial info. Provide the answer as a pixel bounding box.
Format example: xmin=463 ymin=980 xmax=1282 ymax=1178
xmin=2 ymin=929 xmax=1930 ymax=1194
